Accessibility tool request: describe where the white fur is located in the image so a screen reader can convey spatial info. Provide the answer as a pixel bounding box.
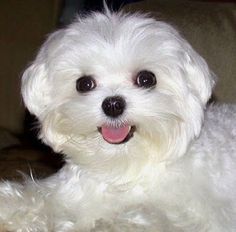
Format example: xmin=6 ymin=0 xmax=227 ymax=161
xmin=0 ymin=11 xmax=235 ymax=232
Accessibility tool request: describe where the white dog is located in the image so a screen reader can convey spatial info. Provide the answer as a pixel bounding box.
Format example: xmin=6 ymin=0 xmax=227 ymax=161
xmin=0 ymin=10 xmax=235 ymax=232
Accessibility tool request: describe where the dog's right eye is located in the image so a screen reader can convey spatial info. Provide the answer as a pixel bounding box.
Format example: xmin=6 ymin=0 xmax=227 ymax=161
xmin=76 ymin=76 xmax=96 ymax=93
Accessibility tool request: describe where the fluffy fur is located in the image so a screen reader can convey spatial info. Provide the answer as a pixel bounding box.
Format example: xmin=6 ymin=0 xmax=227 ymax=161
xmin=0 ymin=11 xmax=235 ymax=232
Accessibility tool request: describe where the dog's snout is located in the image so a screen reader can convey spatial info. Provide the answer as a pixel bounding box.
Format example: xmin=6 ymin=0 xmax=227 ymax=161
xmin=102 ymin=96 xmax=126 ymax=118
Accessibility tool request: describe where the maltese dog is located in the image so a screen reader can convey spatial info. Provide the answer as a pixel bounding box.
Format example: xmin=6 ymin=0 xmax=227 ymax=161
xmin=0 ymin=10 xmax=236 ymax=232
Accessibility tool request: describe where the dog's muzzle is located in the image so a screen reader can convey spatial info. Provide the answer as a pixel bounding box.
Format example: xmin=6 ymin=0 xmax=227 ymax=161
xmin=99 ymin=95 xmax=135 ymax=144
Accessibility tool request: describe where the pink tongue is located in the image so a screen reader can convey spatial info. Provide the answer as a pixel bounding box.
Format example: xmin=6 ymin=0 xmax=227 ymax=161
xmin=101 ymin=125 xmax=130 ymax=144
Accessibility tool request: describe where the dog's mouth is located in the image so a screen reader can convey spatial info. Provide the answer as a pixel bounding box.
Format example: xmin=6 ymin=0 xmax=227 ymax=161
xmin=98 ymin=125 xmax=136 ymax=144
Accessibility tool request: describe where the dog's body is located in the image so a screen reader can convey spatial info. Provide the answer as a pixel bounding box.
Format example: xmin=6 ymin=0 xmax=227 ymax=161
xmin=0 ymin=11 xmax=235 ymax=232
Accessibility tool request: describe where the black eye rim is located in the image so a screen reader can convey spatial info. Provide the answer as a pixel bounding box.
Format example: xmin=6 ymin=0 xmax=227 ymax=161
xmin=76 ymin=75 xmax=97 ymax=93
xmin=134 ymin=70 xmax=157 ymax=88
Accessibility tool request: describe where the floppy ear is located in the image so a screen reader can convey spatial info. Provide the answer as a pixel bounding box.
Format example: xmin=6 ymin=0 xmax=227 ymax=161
xmin=185 ymin=48 xmax=215 ymax=105
xmin=21 ymin=62 xmax=51 ymax=119
xmin=21 ymin=27 xmax=67 ymax=119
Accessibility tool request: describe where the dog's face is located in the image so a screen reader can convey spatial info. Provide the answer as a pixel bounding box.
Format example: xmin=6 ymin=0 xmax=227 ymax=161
xmin=22 ymin=12 xmax=214 ymax=172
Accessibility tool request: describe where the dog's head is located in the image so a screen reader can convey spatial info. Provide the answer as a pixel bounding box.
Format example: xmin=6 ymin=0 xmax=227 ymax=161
xmin=22 ymin=12 xmax=214 ymax=172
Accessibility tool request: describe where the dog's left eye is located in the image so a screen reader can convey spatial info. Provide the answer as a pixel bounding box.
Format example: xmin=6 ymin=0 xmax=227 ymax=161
xmin=135 ymin=70 xmax=157 ymax=88
xmin=76 ymin=76 xmax=96 ymax=93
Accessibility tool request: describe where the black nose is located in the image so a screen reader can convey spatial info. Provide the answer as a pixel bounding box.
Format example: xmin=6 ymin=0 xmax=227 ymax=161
xmin=102 ymin=96 xmax=126 ymax=118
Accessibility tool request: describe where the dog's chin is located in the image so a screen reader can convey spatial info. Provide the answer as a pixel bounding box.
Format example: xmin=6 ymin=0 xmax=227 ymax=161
xmin=98 ymin=125 xmax=136 ymax=145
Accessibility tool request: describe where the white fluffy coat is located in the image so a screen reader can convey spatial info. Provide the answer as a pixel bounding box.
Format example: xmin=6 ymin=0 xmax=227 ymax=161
xmin=0 ymin=11 xmax=235 ymax=232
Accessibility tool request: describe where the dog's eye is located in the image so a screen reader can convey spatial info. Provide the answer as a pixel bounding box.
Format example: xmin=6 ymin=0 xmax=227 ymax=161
xmin=76 ymin=76 xmax=96 ymax=93
xmin=135 ymin=70 xmax=156 ymax=88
